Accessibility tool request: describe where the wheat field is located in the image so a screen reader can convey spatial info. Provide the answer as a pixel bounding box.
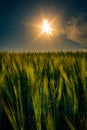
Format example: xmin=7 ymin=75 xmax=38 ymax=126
xmin=0 ymin=52 xmax=87 ymax=130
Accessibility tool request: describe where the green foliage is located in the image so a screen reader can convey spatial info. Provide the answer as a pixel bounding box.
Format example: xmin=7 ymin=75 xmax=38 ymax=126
xmin=0 ymin=51 xmax=87 ymax=130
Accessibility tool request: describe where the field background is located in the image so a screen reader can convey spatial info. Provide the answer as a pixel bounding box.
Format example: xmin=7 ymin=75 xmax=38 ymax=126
xmin=0 ymin=52 xmax=87 ymax=130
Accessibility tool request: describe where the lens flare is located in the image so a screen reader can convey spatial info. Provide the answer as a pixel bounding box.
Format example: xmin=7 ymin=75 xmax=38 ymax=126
xmin=27 ymin=16 xmax=58 ymax=42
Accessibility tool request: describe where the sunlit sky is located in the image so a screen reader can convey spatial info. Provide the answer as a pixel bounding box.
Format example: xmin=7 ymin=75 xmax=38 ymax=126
xmin=0 ymin=0 xmax=87 ymax=51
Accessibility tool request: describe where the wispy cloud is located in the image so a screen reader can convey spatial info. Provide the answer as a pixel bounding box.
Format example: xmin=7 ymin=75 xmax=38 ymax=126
xmin=64 ymin=13 xmax=87 ymax=45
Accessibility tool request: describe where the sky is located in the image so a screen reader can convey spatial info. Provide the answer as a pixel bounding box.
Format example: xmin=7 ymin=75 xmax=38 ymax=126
xmin=0 ymin=0 xmax=87 ymax=51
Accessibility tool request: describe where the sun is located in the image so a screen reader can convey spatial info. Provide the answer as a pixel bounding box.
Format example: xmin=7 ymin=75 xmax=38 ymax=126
xmin=41 ymin=19 xmax=52 ymax=35
xmin=29 ymin=16 xmax=57 ymax=41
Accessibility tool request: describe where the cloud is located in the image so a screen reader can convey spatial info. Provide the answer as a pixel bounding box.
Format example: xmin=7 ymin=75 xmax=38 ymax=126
xmin=64 ymin=13 xmax=87 ymax=45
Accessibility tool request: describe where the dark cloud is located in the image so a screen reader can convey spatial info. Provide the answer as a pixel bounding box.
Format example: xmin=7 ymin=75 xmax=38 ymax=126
xmin=64 ymin=13 xmax=87 ymax=45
